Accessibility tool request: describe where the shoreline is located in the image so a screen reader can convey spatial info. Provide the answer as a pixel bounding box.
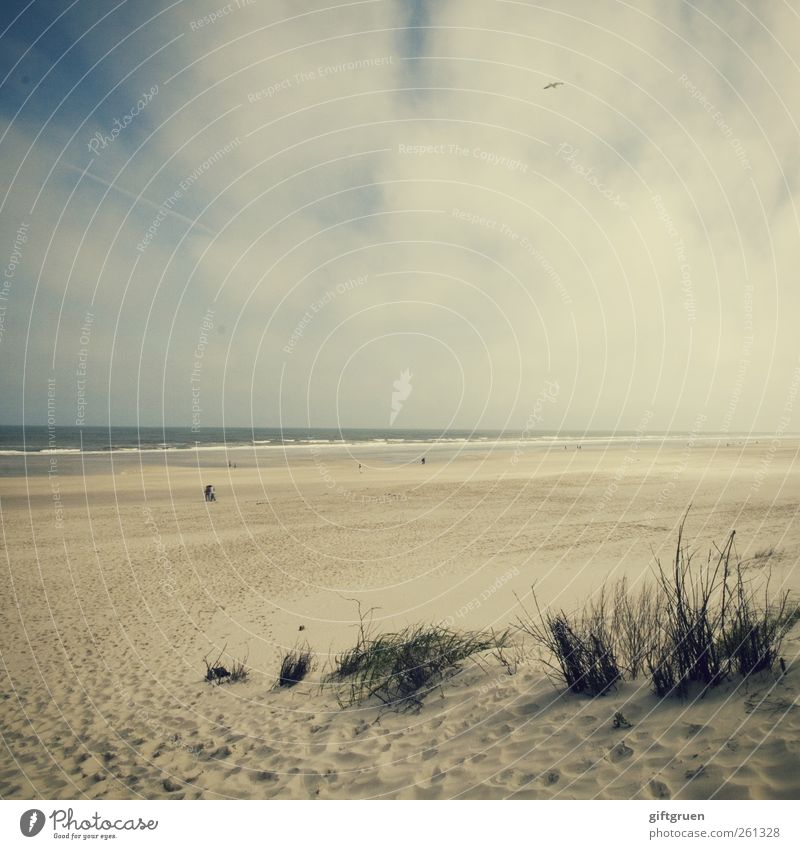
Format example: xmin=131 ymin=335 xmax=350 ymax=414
xmin=0 ymin=433 xmax=792 ymax=478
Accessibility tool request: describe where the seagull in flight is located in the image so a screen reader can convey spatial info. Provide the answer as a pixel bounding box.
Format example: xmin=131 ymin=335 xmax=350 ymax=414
xmin=543 ymin=81 xmax=564 ymax=90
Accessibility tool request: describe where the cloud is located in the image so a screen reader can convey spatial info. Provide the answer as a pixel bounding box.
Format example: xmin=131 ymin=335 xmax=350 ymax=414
xmin=1 ymin=0 xmax=798 ymax=432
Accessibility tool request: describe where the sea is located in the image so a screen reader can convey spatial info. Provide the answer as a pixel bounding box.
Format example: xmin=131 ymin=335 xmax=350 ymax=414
xmin=0 ymin=424 xmax=700 ymax=455
xmin=0 ymin=425 xmax=771 ymax=477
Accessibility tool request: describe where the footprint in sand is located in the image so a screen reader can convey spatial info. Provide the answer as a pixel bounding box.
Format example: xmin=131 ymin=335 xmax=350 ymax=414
xmin=608 ymin=741 xmax=633 ymax=763
xmin=541 ymin=769 xmax=560 ymax=786
xmin=430 ymin=766 xmax=446 ymax=783
xmin=515 ymin=772 xmax=537 ymax=788
xmin=513 ymin=702 xmax=542 ymax=717
xmin=648 ymin=779 xmax=671 ymax=799
xmin=209 ymin=745 xmax=233 ymax=759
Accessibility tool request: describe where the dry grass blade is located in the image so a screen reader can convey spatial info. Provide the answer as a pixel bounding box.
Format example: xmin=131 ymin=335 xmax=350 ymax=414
xmin=203 ymin=644 xmax=248 ymax=684
xmin=277 ymin=644 xmax=313 ymax=688
xmin=517 ymin=514 xmax=796 ymax=700
xmin=331 ymin=621 xmax=506 ymax=708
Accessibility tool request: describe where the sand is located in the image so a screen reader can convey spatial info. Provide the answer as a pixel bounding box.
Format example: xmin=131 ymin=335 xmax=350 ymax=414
xmin=1 ymin=438 xmax=799 ymax=799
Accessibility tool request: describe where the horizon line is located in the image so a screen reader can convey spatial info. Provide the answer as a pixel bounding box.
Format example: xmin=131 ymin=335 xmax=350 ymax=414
xmin=0 ymin=423 xmax=797 ymax=437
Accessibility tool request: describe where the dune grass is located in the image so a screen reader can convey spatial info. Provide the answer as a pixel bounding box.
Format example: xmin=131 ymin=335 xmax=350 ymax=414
xmin=517 ymin=593 xmax=621 ymax=696
xmin=646 ymin=522 xmax=791 ymax=696
xmin=518 ymin=518 xmax=795 ymax=698
xmin=277 ymin=644 xmax=313 ymax=688
xmin=228 ymin=656 xmax=249 ymax=683
xmin=203 ymin=645 xmax=248 ymax=684
xmin=330 ymin=617 xmax=506 ymax=707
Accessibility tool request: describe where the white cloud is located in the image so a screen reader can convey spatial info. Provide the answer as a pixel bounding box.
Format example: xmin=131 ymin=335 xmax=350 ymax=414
xmin=1 ymin=0 xmax=798 ymax=432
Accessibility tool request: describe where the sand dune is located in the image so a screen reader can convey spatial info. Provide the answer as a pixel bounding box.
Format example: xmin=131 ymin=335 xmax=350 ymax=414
xmin=1 ymin=440 xmax=798 ymax=799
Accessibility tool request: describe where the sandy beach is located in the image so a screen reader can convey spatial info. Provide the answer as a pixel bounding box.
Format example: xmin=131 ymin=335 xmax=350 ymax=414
xmin=1 ymin=438 xmax=799 ymax=800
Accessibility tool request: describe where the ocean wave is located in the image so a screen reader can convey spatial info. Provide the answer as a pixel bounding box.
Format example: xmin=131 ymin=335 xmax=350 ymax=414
xmin=0 ymin=432 xmax=773 ymax=457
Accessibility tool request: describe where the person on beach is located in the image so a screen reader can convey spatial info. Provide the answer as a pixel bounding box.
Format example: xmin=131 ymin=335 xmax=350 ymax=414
xmin=203 ymin=485 xmax=211 ymax=502
xmin=209 ymin=485 xmax=216 ymax=502
xmin=421 ymin=457 xmax=425 ymax=465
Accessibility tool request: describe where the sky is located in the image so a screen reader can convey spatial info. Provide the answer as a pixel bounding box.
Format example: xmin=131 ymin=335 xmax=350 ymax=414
xmin=0 ymin=0 xmax=798 ymax=433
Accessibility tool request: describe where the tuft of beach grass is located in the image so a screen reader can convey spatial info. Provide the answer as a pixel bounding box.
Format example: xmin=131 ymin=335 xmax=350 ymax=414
xmin=517 ymin=515 xmax=794 ymax=698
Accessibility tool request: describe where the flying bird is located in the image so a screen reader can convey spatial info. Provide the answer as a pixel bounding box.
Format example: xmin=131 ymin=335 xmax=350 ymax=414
xmin=543 ymin=81 xmax=564 ymax=90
